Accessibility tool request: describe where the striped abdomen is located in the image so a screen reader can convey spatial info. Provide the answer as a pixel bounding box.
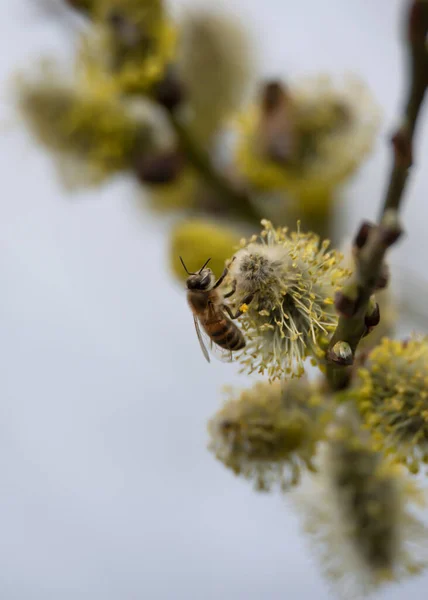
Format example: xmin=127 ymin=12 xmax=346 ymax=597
xmin=203 ymin=314 xmax=245 ymax=352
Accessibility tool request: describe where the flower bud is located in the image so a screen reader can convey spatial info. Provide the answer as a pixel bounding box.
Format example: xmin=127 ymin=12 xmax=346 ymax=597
xmin=327 ymin=341 xmax=353 ymax=366
xmin=152 ymin=66 xmax=184 ymax=112
xmin=135 ymin=149 xmax=184 ymax=184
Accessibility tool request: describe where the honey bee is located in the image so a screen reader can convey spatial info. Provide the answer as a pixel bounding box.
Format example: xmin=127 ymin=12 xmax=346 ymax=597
xmin=180 ymin=257 xmax=252 ymax=363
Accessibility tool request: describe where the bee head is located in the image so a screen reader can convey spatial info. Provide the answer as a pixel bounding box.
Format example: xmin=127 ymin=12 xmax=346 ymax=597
xmin=180 ymin=257 xmax=215 ymax=291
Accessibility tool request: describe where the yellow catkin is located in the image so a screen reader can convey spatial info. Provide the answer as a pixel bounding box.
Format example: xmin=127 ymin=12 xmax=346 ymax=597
xmin=294 ymin=410 xmax=428 ymax=598
xmin=178 ymin=8 xmax=253 ymax=146
xmin=77 ymin=0 xmax=176 ymax=95
xmin=234 ymin=75 xmax=379 ymax=210
xmin=208 ymin=378 xmax=328 ymax=492
xmin=354 ymin=336 xmax=428 ymax=473
xmin=16 ymin=73 xmax=153 ymax=186
xmin=170 ymin=219 xmax=240 ymax=282
xmin=227 ymin=220 xmax=351 ymax=380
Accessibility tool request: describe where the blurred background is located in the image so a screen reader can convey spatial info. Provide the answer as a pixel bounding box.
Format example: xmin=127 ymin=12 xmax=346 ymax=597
xmin=1 ymin=0 xmax=428 ymax=598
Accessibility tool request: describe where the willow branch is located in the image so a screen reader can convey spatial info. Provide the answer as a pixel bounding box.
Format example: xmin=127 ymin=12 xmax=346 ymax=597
xmin=168 ymin=112 xmax=261 ymax=221
xmin=326 ymin=0 xmax=428 ymax=391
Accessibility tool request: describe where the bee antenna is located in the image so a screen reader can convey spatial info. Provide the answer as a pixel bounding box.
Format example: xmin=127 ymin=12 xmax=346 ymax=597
xmin=198 ymin=258 xmax=211 ymax=273
xmin=179 ymin=256 xmax=192 ymax=275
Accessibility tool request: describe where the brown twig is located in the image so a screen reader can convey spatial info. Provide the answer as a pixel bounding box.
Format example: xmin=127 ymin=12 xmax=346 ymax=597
xmin=326 ymin=0 xmax=428 ymax=391
xmin=168 ymin=111 xmax=261 ymax=222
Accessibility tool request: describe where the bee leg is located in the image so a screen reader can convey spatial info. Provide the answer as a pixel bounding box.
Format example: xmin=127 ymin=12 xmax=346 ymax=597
xmin=222 ymin=305 xmax=235 ymax=319
xmin=213 ymin=257 xmax=236 ymax=289
xmin=223 ymin=293 xmax=254 ymax=319
xmin=213 ymin=268 xmax=228 ymax=289
xmin=223 ymin=281 xmax=236 ymax=299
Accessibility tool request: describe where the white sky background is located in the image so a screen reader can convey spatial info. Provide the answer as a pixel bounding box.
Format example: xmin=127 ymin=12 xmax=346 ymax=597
xmin=0 ymin=0 xmax=428 ymax=599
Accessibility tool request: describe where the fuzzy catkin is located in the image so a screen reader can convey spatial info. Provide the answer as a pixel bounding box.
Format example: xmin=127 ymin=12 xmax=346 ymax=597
xmin=16 ymin=71 xmax=154 ymax=187
xmin=234 ymin=75 xmax=379 ymax=209
xmin=293 ymin=410 xmax=428 ymax=599
xmin=208 ymin=378 xmax=326 ymax=492
xmin=354 ymin=336 xmax=428 ymax=473
xmin=178 ymin=8 xmax=253 ymax=147
xmin=227 ymin=220 xmax=350 ymax=380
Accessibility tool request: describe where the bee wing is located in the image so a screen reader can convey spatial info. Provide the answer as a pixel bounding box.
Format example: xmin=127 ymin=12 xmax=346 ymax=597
xmin=207 ymin=339 xmax=235 ymax=363
xmin=193 ymin=315 xmax=210 ymax=363
xmin=194 ymin=314 xmax=235 ymax=363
